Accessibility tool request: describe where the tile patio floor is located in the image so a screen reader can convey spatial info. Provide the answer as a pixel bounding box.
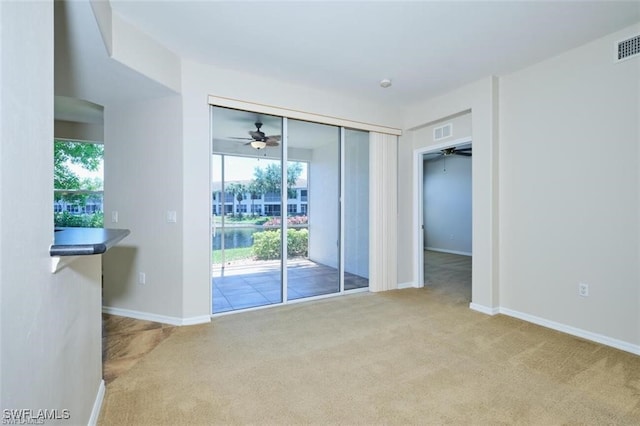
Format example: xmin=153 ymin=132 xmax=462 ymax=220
xmin=212 ymin=259 xmax=368 ymax=313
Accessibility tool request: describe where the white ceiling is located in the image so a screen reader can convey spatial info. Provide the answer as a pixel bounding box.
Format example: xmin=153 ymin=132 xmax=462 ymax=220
xmin=108 ymin=0 xmax=640 ymax=107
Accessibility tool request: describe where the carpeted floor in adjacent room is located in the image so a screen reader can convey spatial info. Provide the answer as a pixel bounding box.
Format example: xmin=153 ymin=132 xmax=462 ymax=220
xmin=98 ymin=252 xmax=640 ymax=424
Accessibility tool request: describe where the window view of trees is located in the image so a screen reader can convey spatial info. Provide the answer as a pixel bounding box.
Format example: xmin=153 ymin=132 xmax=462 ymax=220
xmin=54 ymin=140 xmax=104 ymax=228
xmin=212 ymin=157 xmax=309 ymax=263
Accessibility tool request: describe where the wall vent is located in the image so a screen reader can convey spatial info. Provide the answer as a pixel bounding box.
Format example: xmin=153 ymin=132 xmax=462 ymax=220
xmin=615 ymin=34 xmax=640 ymax=62
xmin=433 ymin=123 xmax=452 ymax=141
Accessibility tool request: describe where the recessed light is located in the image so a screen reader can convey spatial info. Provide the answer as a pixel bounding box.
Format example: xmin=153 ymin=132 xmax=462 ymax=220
xmin=380 ymin=78 xmax=392 ymax=88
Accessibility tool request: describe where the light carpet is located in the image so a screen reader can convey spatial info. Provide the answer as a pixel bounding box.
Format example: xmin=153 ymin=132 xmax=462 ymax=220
xmin=99 ymin=286 xmax=640 ymax=424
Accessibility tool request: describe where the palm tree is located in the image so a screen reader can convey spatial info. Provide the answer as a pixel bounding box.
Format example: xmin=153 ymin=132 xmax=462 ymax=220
xmin=247 ymin=180 xmax=264 ymax=216
xmin=225 ymin=183 xmax=246 ymax=217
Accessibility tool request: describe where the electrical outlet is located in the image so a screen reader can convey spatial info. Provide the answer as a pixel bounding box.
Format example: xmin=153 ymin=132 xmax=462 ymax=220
xmin=138 ymin=272 xmax=146 ymax=285
xmin=167 ymin=210 xmax=177 ymax=223
xmin=111 ymin=211 xmax=119 ymax=223
xmin=578 ymin=282 xmax=589 ymax=297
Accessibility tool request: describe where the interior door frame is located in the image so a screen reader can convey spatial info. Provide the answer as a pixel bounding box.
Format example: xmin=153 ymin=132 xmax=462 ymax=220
xmin=413 ymin=137 xmax=472 ymax=288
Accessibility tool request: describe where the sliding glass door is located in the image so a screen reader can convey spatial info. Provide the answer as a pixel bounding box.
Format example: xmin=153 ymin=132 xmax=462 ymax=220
xmin=211 ymin=107 xmax=283 ymax=312
xmin=211 ymin=106 xmax=368 ymax=314
xmin=286 ymin=119 xmax=341 ymax=300
xmin=343 ymin=129 xmax=370 ymax=289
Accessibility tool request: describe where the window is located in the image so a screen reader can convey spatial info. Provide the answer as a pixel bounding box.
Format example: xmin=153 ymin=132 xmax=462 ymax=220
xmin=264 ymin=205 xmax=281 ymax=216
xmin=54 ymin=139 xmax=104 ymax=228
xmin=287 ymin=204 xmax=297 ymax=214
xmin=300 ymin=189 xmax=308 ymax=202
xmin=264 ymin=192 xmax=280 ymax=202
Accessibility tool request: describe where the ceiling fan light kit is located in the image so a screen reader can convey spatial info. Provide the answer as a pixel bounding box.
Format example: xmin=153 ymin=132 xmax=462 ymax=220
xmin=250 ymin=140 xmax=267 ymax=149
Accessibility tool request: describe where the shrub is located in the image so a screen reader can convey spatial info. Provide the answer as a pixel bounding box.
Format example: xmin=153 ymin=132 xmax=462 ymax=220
xmin=287 ymin=228 xmax=308 ymax=257
xmin=252 ymin=230 xmax=281 ymax=260
xmin=54 ymin=212 xmax=104 ymax=228
xmin=254 ymin=217 xmax=270 ymax=226
xmin=263 ymin=215 xmax=308 ymax=227
xmin=252 ymin=228 xmax=308 ymax=260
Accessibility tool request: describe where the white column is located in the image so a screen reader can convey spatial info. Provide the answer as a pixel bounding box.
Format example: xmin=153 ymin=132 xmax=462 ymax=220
xmin=369 ymin=132 xmax=398 ymax=292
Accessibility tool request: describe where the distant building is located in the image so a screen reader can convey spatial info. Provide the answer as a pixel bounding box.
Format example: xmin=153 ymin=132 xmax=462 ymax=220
xmin=212 ymin=179 xmax=307 ymax=216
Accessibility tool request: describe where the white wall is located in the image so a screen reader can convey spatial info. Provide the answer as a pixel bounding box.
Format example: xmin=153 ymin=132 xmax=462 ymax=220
xmin=1 ymin=1 xmax=103 ymax=422
xmin=423 ymin=154 xmax=472 ymax=255
xmin=54 ymin=120 xmax=104 ymax=142
xmin=499 ymin=23 xmax=640 ymax=346
xmin=103 ymin=95 xmax=184 ymax=320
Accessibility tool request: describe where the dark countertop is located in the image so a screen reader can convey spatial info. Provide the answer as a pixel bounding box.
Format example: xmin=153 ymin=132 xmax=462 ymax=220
xmin=50 ymin=228 xmax=131 ymax=256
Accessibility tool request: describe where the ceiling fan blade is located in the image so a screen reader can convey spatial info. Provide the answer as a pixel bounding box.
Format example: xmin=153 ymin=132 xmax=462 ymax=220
xmin=265 ymin=141 xmax=280 ymax=147
xmin=228 ymin=136 xmax=252 ymax=140
xmin=266 ymin=135 xmax=281 ymax=142
xmin=249 ymin=130 xmax=264 ymax=139
xmin=455 ymin=152 xmax=472 ymax=157
xmin=456 ymin=147 xmax=472 ymax=151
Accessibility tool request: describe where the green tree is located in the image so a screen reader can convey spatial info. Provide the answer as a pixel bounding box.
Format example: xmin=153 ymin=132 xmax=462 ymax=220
xmin=54 ymin=140 xmax=104 ymax=228
xmin=252 ymin=162 xmax=304 ymax=201
xmin=54 ymin=140 xmax=103 ymax=190
xmin=225 ymin=183 xmax=246 ymax=216
xmin=247 ymin=180 xmax=263 ymax=216
xmin=54 ymin=140 xmax=104 ymax=205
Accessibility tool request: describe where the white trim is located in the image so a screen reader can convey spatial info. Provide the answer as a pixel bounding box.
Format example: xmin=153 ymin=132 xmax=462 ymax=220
xmin=499 ymin=307 xmax=640 ymax=356
xmin=208 ymin=95 xmax=402 ymax=136
xmin=339 ymin=127 xmax=345 ymax=293
xmin=469 ymin=304 xmax=640 ymax=356
xmin=425 ymin=247 xmax=472 ymax=256
xmin=398 ymin=281 xmax=420 ymax=289
xmin=87 ymin=380 xmax=105 ymax=426
xmin=102 ymin=306 xmax=211 ymax=326
xmin=413 ymin=137 xmax=473 ymax=300
xmin=469 ymin=302 xmax=499 ymax=315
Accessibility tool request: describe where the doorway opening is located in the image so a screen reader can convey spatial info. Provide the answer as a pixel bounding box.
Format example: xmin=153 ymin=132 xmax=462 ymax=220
xmin=415 ymin=139 xmax=472 ymax=302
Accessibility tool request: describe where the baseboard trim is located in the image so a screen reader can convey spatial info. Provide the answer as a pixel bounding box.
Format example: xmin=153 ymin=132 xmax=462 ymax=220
xmin=102 ymin=306 xmax=211 ymax=326
xmin=88 ymin=380 xmax=105 ymax=426
xmin=499 ymin=307 xmax=640 ymax=356
xmin=398 ymin=281 xmax=421 ymax=289
xmin=425 ymin=247 xmax=472 ymax=256
xmin=469 ymin=302 xmax=499 ymax=315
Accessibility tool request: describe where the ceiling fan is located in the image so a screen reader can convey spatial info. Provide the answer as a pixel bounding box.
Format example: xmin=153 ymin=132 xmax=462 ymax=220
xmin=439 ymin=146 xmax=472 ymax=157
xmin=229 ymin=122 xmax=281 ymax=150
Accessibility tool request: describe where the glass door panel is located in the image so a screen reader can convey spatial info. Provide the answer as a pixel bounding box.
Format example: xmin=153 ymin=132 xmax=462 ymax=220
xmin=286 ymin=119 xmax=341 ymax=299
xmin=211 ymin=106 xmax=283 ymax=313
xmin=343 ymin=129 xmax=369 ymax=290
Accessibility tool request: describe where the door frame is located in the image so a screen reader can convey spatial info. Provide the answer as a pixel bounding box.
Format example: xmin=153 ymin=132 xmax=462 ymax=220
xmin=413 ymin=137 xmax=472 ymax=288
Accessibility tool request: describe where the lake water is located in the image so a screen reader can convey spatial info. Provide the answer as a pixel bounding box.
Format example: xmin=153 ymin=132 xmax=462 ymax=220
xmin=212 ymin=227 xmax=259 ymax=250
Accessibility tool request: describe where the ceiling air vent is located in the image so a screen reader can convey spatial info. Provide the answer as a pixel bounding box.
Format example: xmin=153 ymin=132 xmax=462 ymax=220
xmin=433 ymin=123 xmax=452 ymax=141
xmin=615 ymin=34 xmax=640 ymax=62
